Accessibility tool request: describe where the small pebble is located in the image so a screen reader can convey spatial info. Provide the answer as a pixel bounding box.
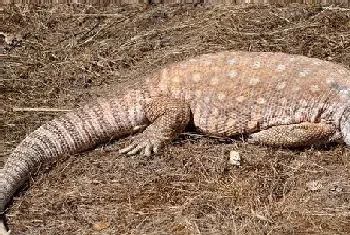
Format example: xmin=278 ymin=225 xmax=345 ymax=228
xmin=229 ymin=150 xmax=241 ymax=166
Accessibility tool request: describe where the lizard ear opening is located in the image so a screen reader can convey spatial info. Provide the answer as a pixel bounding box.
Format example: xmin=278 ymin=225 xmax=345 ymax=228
xmin=340 ymin=106 xmax=350 ymax=146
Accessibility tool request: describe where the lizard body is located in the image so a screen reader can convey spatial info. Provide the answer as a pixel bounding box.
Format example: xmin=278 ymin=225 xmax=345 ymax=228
xmin=1 ymin=51 xmax=349 ymax=234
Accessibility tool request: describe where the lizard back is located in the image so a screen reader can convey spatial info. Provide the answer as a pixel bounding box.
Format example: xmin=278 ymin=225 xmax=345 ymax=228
xmin=146 ymin=51 xmax=350 ymax=137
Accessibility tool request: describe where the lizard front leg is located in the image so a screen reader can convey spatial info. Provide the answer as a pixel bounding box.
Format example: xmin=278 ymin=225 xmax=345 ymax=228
xmin=248 ymin=122 xmax=337 ymax=148
xmin=119 ymin=96 xmax=191 ymax=156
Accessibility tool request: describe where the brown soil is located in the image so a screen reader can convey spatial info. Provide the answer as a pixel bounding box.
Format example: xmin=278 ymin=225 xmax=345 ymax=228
xmin=2 ymin=4 xmax=350 ymax=235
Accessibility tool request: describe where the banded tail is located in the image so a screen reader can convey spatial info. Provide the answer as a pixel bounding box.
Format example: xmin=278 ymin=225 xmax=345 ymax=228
xmin=0 ymin=89 xmax=149 ymax=234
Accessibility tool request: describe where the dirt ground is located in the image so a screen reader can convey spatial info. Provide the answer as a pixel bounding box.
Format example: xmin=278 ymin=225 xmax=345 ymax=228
xmin=2 ymin=3 xmax=350 ymax=235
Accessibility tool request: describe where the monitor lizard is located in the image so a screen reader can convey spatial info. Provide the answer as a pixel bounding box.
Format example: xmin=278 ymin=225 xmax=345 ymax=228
xmin=1 ymin=51 xmax=349 ymax=234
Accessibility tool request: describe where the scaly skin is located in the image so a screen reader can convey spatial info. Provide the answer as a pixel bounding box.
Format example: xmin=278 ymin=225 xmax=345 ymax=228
xmin=1 ymin=51 xmax=349 ymax=234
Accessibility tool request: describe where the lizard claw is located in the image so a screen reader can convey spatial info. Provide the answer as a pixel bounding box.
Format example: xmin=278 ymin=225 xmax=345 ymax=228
xmin=119 ymin=133 xmax=164 ymax=157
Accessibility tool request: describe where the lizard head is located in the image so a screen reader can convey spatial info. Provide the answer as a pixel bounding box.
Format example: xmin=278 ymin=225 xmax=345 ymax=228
xmin=340 ymin=104 xmax=350 ymax=146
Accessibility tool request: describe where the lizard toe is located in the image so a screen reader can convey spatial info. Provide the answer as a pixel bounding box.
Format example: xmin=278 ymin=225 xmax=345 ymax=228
xmin=127 ymin=144 xmax=145 ymax=155
xmin=119 ymin=133 xmax=164 ymax=156
xmin=118 ymin=142 xmax=137 ymax=154
xmin=153 ymin=141 xmax=164 ymax=154
xmin=144 ymin=144 xmax=152 ymax=157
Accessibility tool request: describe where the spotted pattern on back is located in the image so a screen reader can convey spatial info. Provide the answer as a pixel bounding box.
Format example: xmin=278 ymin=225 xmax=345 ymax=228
xmin=147 ymin=51 xmax=349 ymax=136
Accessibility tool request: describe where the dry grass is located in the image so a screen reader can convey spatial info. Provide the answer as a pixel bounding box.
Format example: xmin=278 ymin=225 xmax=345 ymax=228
xmin=2 ymin=3 xmax=350 ymax=235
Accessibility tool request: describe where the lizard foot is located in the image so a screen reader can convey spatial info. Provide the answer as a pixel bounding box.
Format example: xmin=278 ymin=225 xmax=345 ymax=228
xmin=248 ymin=122 xmax=336 ymax=147
xmin=119 ymin=96 xmax=191 ymax=156
xmin=119 ymin=131 xmax=165 ymax=157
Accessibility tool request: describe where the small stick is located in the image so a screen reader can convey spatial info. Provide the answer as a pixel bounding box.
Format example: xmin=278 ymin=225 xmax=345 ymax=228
xmin=12 ymin=107 xmax=71 ymax=112
xmin=66 ymin=13 xmax=123 ymax=17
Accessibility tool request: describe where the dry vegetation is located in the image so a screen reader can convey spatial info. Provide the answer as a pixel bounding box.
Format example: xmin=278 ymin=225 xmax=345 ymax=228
xmin=2 ymin=3 xmax=350 ymax=235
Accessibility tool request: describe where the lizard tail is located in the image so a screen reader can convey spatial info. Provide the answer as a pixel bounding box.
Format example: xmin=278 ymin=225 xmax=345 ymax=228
xmin=0 ymin=89 xmax=150 ymax=230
